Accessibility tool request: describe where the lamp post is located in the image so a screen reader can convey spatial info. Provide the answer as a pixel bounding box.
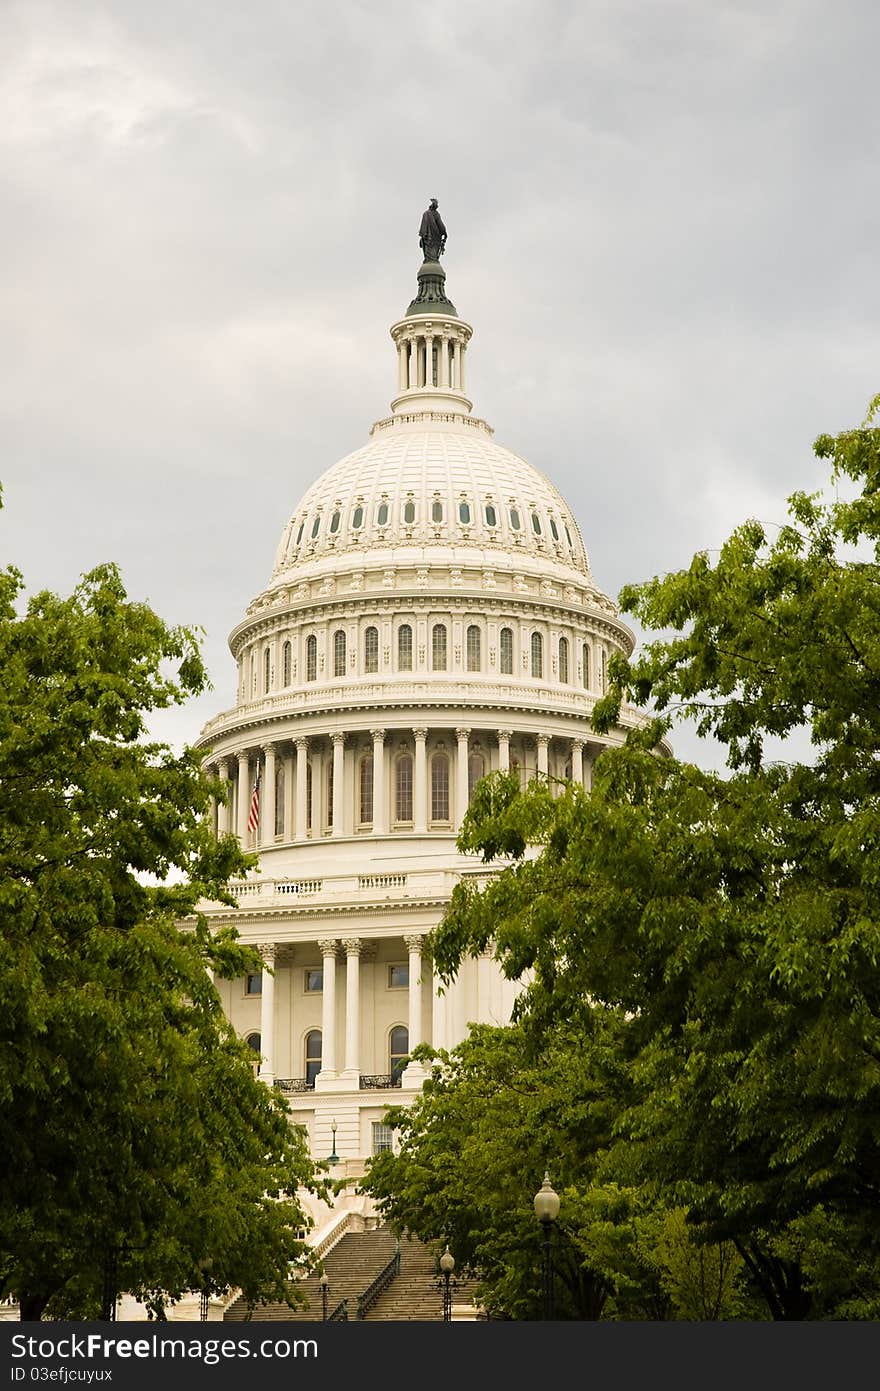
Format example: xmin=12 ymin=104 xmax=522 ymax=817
xmin=328 ymin=1118 xmax=339 ymax=1164
xmin=199 ymin=1257 xmax=212 ymax=1321
xmin=320 ymin=1276 xmax=329 ymax=1322
xmin=439 ymin=1246 xmax=455 ymax=1323
xmin=533 ymin=1172 xmax=560 ymax=1320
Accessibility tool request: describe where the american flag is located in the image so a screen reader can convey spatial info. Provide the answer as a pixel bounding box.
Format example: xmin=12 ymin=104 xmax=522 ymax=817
xmin=247 ymin=770 xmax=261 ymax=834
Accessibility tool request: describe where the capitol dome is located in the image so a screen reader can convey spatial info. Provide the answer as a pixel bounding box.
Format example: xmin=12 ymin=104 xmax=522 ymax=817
xmin=196 ymin=231 xmax=648 ymax=1191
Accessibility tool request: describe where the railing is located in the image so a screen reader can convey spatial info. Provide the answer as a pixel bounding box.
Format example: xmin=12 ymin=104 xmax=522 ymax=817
xmin=327 ymin=1299 xmax=348 ymax=1322
xmin=355 ymin=1247 xmax=400 ymax=1320
xmin=276 ymin=880 xmax=322 ymax=895
xmin=308 ymin=1210 xmax=353 ymax=1264
xmin=274 ymin=1078 xmax=315 ymax=1093
xmin=359 ymin=1075 xmax=402 ymax=1090
xmin=358 ymin=873 xmax=407 ymax=891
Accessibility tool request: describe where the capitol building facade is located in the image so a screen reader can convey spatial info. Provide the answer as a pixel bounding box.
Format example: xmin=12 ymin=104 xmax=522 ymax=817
xmin=195 ymin=240 xmax=646 ymax=1188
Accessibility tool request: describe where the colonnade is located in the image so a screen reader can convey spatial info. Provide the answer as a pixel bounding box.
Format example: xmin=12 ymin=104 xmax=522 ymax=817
xmin=211 ymin=728 xmax=592 ymax=848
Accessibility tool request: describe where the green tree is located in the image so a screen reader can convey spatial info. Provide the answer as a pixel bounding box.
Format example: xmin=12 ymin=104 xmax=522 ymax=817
xmin=0 ymin=535 xmax=321 ymax=1318
xmin=430 ymin=399 xmax=880 ymax=1318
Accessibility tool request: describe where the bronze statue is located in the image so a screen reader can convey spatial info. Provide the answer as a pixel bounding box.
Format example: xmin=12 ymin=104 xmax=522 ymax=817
xmin=419 ymin=198 xmax=447 ymax=262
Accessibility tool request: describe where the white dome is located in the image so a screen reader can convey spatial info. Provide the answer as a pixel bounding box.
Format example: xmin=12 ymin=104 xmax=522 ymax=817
xmin=271 ymin=420 xmax=591 ymax=583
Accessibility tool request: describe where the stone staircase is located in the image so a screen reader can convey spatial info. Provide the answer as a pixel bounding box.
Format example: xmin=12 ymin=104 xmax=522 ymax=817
xmin=223 ymin=1226 xmax=479 ymax=1322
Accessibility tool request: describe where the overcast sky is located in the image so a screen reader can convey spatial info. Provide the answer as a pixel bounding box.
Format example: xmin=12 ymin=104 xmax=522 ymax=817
xmin=3 ymin=0 xmax=878 ymax=769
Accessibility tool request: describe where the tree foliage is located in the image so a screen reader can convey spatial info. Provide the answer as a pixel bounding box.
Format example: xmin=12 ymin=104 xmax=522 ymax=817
xmin=422 ymin=400 xmax=880 ymax=1318
xmin=0 ymin=524 xmax=322 ymax=1319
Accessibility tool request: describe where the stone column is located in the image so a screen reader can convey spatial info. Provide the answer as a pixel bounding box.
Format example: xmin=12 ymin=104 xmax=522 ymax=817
xmin=371 ymin=728 xmax=387 ymax=834
xmin=258 ymin=943 xmax=276 ymax=1084
xmin=402 ymin=934 xmax=425 ymax=1083
xmin=397 ymin=341 xmax=408 ymax=392
xmin=295 ymin=738 xmax=309 ymax=842
xmin=408 ymin=338 xmax=417 ymax=389
xmin=497 ymin=729 xmax=511 ymax=774
xmin=438 ymin=334 xmax=449 ymax=388
xmin=261 ymin=744 xmax=276 ymax=848
xmin=332 ymin=732 xmax=345 ymax=838
xmin=317 ymin=939 xmax=338 ymax=1080
xmin=413 ymin=728 xmax=428 ymax=834
xmin=452 ymin=339 xmax=461 ymax=390
xmin=571 ymin=738 xmax=584 ymax=788
xmin=217 ymin=758 xmax=229 ymax=835
xmin=343 ymin=938 xmax=362 ymax=1079
xmin=537 ymin=733 xmax=550 ymax=777
xmin=456 ymin=727 xmax=470 ymax=828
xmin=236 ymin=752 xmax=250 ymax=843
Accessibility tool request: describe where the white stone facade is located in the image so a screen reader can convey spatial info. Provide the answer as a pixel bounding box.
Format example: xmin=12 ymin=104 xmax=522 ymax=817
xmin=195 ymin=259 xmax=651 ymax=1170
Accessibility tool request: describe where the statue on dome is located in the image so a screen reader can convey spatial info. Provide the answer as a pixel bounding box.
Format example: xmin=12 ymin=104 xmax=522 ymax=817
xmin=419 ymin=198 xmax=447 ymax=262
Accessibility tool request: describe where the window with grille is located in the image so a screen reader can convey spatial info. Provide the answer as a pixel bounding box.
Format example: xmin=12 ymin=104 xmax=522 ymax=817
xmin=333 ymin=629 xmax=346 ymax=677
xmin=245 ymin=973 xmax=262 ymax=996
xmin=500 ymin=627 xmax=513 ymax=675
xmin=364 ymin=626 xmax=379 ymax=673
xmin=306 ymin=635 xmax=317 ymax=682
xmin=466 ymin=625 xmax=481 ymax=672
xmin=431 ymin=753 xmax=450 ymax=821
xmin=359 ymin=754 xmax=373 ymax=825
xmin=398 ymin=624 xmax=413 ymax=671
xmin=275 ymin=764 xmax=285 ymax=837
xmin=372 ymin=1122 xmax=394 ymax=1155
xmin=304 ymin=968 xmax=323 ymax=993
xmin=282 ymin=641 xmax=292 ymax=686
xmin=264 ymin=648 xmax=271 ymax=693
xmin=558 ymin=636 xmax=569 ymax=684
xmin=305 ymin=1030 xmax=322 ymax=1085
xmin=468 ymin=752 xmax=485 ymax=801
xmin=326 ymin=759 xmax=334 ymax=830
xmin=432 ymin=624 xmax=447 ymax=671
xmin=582 ymin=643 xmax=590 ymax=689
xmin=395 ymin=755 xmax=413 ymax=823
xmin=306 ymin=762 xmax=313 ymax=831
xmin=531 ymin=632 xmax=543 ymax=679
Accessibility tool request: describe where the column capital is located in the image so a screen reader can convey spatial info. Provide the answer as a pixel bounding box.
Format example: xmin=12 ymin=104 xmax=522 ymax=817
xmin=404 ymin=933 xmax=425 ymax=954
xmin=497 ymin=728 xmax=513 ymax=740
xmin=295 ymin=735 xmax=309 ymax=751
xmin=331 ymin=730 xmax=346 ymax=746
xmin=258 ymin=942 xmax=276 ymax=965
xmin=370 ymin=727 xmax=386 ymax=742
xmin=343 ymin=936 xmax=363 ymax=957
xmin=455 ymin=727 xmax=471 ymax=742
xmin=536 ymin=733 xmax=550 ymax=748
xmin=217 ymin=756 xmax=230 ymax=774
xmin=571 ymin=737 xmax=585 ymax=752
xmin=262 ymin=740 xmax=278 ymax=757
xmin=318 ymin=937 xmax=339 ymax=957
xmin=412 ymin=727 xmax=428 ymax=741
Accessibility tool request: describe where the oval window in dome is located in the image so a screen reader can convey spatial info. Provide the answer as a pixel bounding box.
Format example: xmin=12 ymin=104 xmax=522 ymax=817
xmin=296 ymin=521 xmax=305 ymax=545
xmin=565 ymin=524 xmax=574 ymax=549
xmin=485 ymin=504 xmax=497 ymax=527
xmin=459 ymin=501 xmax=471 ymax=524
xmin=509 ymin=507 xmax=521 ymax=531
xmin=377 ymin=502 xmax=389 ymax=526
xmin=432 ymin=499 xmax=444 ymax=524
xmin=404 ymin=500 xmax=416 ymax=524
xmin=352 ymin=505 xmax=364 ymax=529
xmin=531 ymin=512 xmax=542 ymax=536
xmin=329 ymin=510 xmax=340 ymax=534
xmin=311 ymin=516 xmax=321 ymax=539
xmin=550 ymin=517 xmax=559 ymax=541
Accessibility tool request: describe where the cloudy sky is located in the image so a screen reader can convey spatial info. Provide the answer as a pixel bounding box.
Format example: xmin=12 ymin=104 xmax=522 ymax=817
xmin=3 ymin=0 xmax=878 ymax=767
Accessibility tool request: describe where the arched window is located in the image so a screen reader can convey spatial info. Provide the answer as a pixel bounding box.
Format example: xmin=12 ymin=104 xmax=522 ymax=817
xmin=403 ymin=499 xmax=416 ymax=524
xmin=582 ymin=643 xmax=590 ymax=689
xmin=395 ymin=754 xmax=413 ymax=823
xmin=531 ymin=632 xmax=543 ymax=679
xmin=485 ymin=503 xmax=497 ymax=527
xmin=263 ymin=648 xmax=271 ymax=693
xmin=352 ymin=504 xmax=364 ymax=529
xmin=359 ymin=753 xmax=374 ymax=826
xmin=468 ymin=751 xmax=485 ymax=801
xmin=311 ymin=515 xmax=320 ymax=539
xmin=432 ymin=623 xmax=447 ymax=671
xmin=364 ymin=626 xmax=379 ymax=673
xmin=329 ymin=509 xmax=340 ymax=534
xmin=333 ymin=629 xmax=346 ymax=677
xmin=509 ymin=507 xmax=521 ymax=531
xmin=306 ymin=762 xmax=313 ymax=831
xmin=531 ymin=512 xmax=542 ymax=536
xmin=245 ymin=1033 xmax=261 ymax=1071
xmin=282 ymin=640 xmax=292 ymax=687
xmin=431 ymin=753 xmax=450 ymax=822
xmin=500 ymin=627 xmax=514 ymax=675
xmin=550 ymin=517 xmax=560 ymax=541
xmin=377 ymin=501 xmax=389 ymax=526
xmin=306 ymin=635 xmax=317 ymax=682
xmin=296 ymin=521 xmax=305 ymax=546
xmin=389 ymin=1025 xmax=409 ymax=1083
xmin=459 ymin=501 xmax=471 ymax=524
xmin=466 ymin=624 xmax=481 ymax=672
xmin=275 ymin=763 xmax=285 ymax=837
xmin=305 ymin=1030 xmax=322 ymax=1086
xmin=398 ymin=624 xmax=413 ymax=671
xmin=431 ymin=498 xmax=443 ymax=524
xmin=558 ymin=636 xmax=569 ymax=684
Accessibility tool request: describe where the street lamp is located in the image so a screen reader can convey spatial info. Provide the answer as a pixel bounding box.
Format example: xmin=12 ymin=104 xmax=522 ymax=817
xmin=328 ymin=1118 xmax=339 ymax=1164
xmin=533 ymin=1172 xmax=560 ymax=1320
xmin=319 ymin=1275 xmax=329 ymax=1322
xmin=438 ymin=1246 xmax=456 ymax=1323
xmin=199 ymin=1257 xmax=212 ymax=1322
